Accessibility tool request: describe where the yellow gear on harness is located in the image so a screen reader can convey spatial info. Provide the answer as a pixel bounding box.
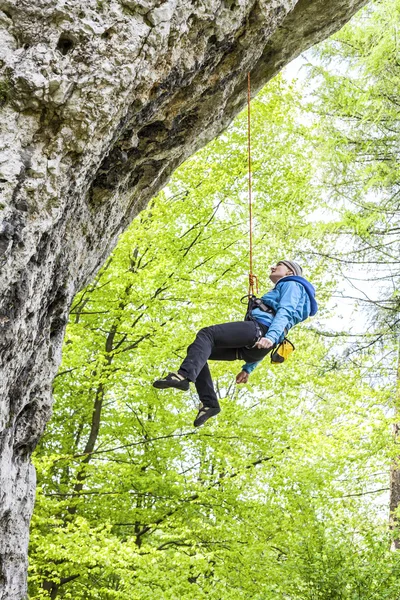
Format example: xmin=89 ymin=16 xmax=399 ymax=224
xmin=271 ymin=339 xmax=295 ymax=364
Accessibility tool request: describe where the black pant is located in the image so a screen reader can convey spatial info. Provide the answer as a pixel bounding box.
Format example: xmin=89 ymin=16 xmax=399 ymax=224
xmin=178 ymin=321 xmax=270 ymax=408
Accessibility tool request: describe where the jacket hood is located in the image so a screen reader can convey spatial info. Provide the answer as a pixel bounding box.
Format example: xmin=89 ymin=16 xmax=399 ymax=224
xmin=276 ymin=276 xmax=318 ymax=316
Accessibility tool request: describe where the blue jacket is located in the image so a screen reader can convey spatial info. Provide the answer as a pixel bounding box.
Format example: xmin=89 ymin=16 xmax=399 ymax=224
xmin=242 ymin=277 xmax=317 ymax=374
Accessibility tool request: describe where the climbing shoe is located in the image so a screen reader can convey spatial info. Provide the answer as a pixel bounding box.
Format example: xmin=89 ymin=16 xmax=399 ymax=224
xmin=152 ymin=372 xmax=190 ymax=391
xmin=193 ymin=403 xmax=221 ymax=428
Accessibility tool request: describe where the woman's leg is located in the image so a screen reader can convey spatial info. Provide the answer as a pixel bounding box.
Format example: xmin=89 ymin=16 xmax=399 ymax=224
xmin=192 ymin=347 xmax=239 ymax=427
xmin=178 ymin=321 xmax=260 ymax=383
xmin=194 ymin=348 xmax=238 ymax=408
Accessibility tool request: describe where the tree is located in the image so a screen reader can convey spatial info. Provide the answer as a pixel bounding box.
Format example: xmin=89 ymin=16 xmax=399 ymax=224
xmin=27 ymin=74 xmax=400 ymax=599
xmin=303 ymin=0 xmax=400 ymax=549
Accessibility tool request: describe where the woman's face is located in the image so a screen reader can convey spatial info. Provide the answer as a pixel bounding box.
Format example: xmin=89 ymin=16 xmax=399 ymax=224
xmin=269 ymin=262 xmax=293 ymax=283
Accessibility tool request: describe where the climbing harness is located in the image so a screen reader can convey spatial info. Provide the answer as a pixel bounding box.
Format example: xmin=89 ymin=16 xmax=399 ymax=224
xmin=241 ymin=294 xmax=275 ymax=321
xmin=240 ymin=293 xmax=294 ymax=362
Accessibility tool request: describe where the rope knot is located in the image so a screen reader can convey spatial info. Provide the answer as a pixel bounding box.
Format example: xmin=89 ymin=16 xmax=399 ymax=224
xmin=249 ymin=273 xmax=259 ymax=295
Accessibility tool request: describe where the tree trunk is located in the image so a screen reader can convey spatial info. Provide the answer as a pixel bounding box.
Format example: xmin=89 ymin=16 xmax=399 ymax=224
xmin=0 ymin=0 xmax=368 ymax=597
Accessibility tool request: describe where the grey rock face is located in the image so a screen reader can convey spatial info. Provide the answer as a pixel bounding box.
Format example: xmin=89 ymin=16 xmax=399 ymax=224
xmin=0 ymin=0 xmax=367 ymax=597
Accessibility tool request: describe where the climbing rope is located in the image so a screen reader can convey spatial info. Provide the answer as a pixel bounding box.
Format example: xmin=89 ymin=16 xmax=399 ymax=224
xmin=247 ymin=72 xmax=258 ymax=296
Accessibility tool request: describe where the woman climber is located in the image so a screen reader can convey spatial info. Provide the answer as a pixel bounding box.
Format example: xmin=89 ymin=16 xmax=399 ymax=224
xmin=153 ymin=259 xmax=318 ymax=427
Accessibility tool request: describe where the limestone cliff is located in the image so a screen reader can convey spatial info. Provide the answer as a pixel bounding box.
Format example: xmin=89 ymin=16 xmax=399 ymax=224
xmin=0 ymin=0 xmax=367 ymax=597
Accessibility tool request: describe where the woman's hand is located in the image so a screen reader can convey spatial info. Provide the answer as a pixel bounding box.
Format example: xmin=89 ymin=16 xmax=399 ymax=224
xmin=236 ymin=371 xmax=249 ymax=384
xmin=255 ymin=337 xmax=274 ymax=350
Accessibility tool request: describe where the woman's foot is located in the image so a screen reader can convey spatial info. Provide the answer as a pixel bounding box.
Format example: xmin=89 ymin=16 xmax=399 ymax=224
xmin=153 ymin=372 xmax=190 ymax=391
xmin=193 ymin=403 xmax=221 ymax=427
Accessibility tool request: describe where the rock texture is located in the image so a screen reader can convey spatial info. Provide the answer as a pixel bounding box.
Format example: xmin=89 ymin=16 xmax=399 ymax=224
xmin=0 ymin=0 xmax=367 ymax=597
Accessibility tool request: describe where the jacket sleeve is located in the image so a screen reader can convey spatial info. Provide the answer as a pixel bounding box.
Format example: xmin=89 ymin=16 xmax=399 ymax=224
xmin=264 ymin=282 xmax=303 ymax=343
xmin=241 ymin=360 xmax=261 ymax=374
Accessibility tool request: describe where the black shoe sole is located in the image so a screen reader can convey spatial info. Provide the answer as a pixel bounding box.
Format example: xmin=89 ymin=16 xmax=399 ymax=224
xmin=153 ymin=379 xmax=189 ymax=391
xmin=194 ymin=406 xmax=221 ymax=428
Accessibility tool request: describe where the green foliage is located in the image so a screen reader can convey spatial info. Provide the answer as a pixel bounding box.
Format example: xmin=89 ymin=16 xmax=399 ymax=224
xmin=28 ymin=48 xmax=400 ymax=600
xmin=306 ymin=0 xmax=400 ymax=299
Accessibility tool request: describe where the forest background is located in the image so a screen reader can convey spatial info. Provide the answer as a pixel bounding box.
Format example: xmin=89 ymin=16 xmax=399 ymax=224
xmin=27 ymin=0 xmax=400 ymax=597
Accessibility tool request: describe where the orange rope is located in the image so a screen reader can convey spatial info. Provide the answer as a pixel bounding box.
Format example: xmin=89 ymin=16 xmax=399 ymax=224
xmin=247 ymin=72 xmax=258 ymax=296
